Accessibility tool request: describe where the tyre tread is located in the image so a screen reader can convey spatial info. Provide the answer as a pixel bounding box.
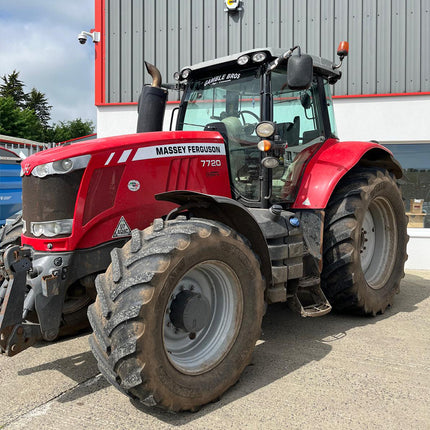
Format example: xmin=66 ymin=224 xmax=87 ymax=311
xmin=88 ymin=217 xmax=263 ymax=412
xmin=321 ymin=166 xmax=408 ymax=315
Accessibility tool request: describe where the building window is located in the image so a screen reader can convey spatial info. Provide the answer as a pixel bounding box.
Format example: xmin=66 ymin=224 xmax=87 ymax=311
xmin=383 ymin=143 xmax=430 ymax=228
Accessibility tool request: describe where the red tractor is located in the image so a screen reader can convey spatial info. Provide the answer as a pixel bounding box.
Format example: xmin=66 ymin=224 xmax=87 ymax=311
xmin=0 ymin=44 xmax=407 ymax=411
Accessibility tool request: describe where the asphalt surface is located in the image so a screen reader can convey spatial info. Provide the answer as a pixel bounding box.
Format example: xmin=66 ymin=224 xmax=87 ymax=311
xmin=1 ymin=269 xmax=429 ymax=429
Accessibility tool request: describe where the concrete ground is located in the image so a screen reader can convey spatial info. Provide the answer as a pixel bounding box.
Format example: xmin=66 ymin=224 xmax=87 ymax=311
xmin=1 ymin=270 xmax=429 ymax=429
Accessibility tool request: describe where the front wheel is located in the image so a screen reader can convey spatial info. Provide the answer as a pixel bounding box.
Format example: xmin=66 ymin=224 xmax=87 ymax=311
xmin=322 ymin=167 xmax=408 ymax=315
xmin=88 ymin=218 xmax=265 ymax=411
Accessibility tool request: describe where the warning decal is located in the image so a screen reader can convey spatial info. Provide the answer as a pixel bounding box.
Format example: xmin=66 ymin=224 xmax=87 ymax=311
xmin=113 ymin=216 xmax=132 ymax=238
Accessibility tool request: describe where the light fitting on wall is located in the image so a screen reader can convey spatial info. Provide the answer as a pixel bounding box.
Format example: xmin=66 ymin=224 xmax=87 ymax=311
xmin=224 ymin=0 xmax=243 ymax=13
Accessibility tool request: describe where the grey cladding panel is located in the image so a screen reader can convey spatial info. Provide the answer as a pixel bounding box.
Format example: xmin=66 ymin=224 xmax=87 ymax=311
xmin=241 ymin=0 xmax=255 ymax=51
xmin=348 ymin=0 xmax=362 ymax=95
xmin=204 ymin=0 xmax=216 ymax=61
xmin=105 ymin=0 xmax=429 ymax=102
xmin=108 ymin=0 xmax=121 ymax=103
xmin=376 ymin=1 xmax=391 ymax=94
xmin=307 ymin=0 xmax=321 ymax=55
xmin=167 ymin=0 xmax=180 ymax=86
xmin=391 ymin=0 xmax=406 ymax=93
xmin=120 ymin=2 xmax=131 ymax=101
xmin=267 ymin=0 xmax=281 ymax=48
xmin=362 ymin=0 xmax=377 ymax=95
xmin=333 ymin=0 xmax=348 ymax=95
xmin=132 ymin=2 xmax=144 ymax=102
xmin=406 ymin=0 xmax=421 ymax=93
xmin=422 ymin=1 xmax=430 ymax=91
xmin=320 ymin=0 xmax=334 ymax=60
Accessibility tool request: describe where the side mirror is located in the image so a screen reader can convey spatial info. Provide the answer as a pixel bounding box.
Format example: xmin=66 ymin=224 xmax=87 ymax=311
xmin=300 ymin=92 xmax=311 ymax=109
xmin=287 ymin=54 xmax=313 ymax=90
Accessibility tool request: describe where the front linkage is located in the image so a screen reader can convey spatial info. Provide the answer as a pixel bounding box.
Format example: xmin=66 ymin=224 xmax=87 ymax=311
xmin=0 ymin=245 xmax=74 ymax=356
xmin=0 ymin=246 xmax=40 ymax=356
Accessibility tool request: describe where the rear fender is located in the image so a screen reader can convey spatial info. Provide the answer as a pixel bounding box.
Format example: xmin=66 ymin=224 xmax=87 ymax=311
xmin=156 ymin=191 xmax=272 ymax=286
xmin=293 ymin=139 xmax=403 ymax=209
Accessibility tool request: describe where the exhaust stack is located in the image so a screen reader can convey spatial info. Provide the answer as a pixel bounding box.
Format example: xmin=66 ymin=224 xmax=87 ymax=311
xmin=136 ymin=62 xmax=168 ymax=133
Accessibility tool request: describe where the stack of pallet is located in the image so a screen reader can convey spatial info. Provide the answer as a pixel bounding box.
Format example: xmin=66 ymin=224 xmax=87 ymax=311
xmin=406 ymin=199 xmax=426 ymax=228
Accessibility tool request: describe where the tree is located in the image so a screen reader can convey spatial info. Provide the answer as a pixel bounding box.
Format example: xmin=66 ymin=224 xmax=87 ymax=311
xmin=47 ymin=118 xmax=95 ymax=143
xmin=0 ymin=71 xmax=94 ymax=143
xmin=0 ymin=70 xmax=27 ymax=108
xmin=0 ymin=96 xmax=44 ymax=141
xmin=26 ymin=88 xmax=52 ymax=128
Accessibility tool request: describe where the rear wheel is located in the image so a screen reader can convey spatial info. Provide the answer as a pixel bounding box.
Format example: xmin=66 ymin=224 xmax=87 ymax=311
xmin=0 ymin=216 xmax=92 ymax=337
xmin=322 ymin=167 xmax=408 ymax=315
xmin=88 ymin=218 xmax=265 ymax=411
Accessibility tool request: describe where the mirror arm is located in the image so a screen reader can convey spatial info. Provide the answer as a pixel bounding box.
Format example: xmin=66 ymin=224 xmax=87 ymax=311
xmin=266 ymin=45 xmax=300 ymax=73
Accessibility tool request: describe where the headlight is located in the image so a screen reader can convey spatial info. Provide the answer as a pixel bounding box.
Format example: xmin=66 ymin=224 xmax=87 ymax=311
xmin=237 ymin=55 xmax=250 ymax=65
xmin=256 ymin=121 xmax=276 ymax=138
xmin=31 ymin=219 xmax=73 ymax=237
xmin=252 ymin=52 xmax=267 ymax=63
xmin=181 ymin=68 xmax=191 ymax=79
xmin=31 ymin=155 xmax=91 ymax=178
xmin=261 ymin=157 xmax=279 ymax=169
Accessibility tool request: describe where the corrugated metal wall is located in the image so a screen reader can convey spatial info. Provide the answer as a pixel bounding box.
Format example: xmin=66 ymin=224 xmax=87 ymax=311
xmin=105 ymin=0 xmax=430 ymax=103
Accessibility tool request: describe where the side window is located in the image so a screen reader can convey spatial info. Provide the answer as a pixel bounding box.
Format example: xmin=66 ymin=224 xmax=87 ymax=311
xmin=325 ymin=80 xmax=338 ymax=138
xmin=270 ymin=72 xmax=327 ymax=204
xmin=272 ymin=72 xmax=324 ymax=149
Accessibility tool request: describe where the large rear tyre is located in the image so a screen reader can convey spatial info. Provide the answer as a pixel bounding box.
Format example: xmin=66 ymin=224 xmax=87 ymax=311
xmin=88 ymin=218 xmax=265 ymax=412
xmin=0 ymin=216 xmax=92 ymax=337
xmin=322 ymin=167 xmax=408 ymax=315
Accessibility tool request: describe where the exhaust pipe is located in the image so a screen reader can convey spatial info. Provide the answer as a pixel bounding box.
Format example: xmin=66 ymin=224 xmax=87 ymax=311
xmin=136 ymin=61 xmax=168 ymax=133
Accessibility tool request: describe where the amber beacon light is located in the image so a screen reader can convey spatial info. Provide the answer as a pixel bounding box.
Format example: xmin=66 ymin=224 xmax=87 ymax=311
xmin=333 ymin=41 xmax=349 ymax=69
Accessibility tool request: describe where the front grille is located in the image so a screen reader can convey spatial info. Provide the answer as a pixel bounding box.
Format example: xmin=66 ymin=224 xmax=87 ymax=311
xmin=22 ymin=169 xmax=84 ymax=238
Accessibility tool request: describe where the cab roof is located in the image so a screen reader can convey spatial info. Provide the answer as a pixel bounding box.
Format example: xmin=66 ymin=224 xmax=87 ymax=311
xmin=180 ymin=47 xmax=341 ymax=80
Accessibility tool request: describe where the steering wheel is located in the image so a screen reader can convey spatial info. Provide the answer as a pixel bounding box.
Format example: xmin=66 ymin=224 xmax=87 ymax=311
xmin=239 ymin=110 xmax=260 ymax=136
xmin=239 ymin=110 xmax=260 ymax=123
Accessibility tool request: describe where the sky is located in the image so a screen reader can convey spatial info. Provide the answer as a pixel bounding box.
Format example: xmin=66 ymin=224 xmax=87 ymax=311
xmin=0 ymin=1 xmax=96 ymax=126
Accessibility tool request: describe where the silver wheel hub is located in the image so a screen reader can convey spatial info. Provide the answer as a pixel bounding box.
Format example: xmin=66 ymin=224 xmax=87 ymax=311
xmin=169 ymin=290 xmax=211 ymax=333
xmin=163 ymin=261 xmax=243 ymax=375
xmin=359 ymin=197 xmax=397 ymax=289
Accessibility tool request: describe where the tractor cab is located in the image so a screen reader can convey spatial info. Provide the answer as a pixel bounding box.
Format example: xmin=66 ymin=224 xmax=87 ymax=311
xmin=175 ymin=47 xmax=342 ymax=207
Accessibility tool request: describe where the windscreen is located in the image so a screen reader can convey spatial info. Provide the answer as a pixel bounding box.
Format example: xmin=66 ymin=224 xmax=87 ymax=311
xmin=178 ymin=69 xmax=262 ymax=201
xmin=178 ymin=69 xmax=261 ymax=130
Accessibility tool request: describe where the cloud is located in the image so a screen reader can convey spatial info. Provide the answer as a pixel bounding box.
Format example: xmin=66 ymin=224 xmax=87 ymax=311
xmin=0 ymin=0 xmax=96 ymax=125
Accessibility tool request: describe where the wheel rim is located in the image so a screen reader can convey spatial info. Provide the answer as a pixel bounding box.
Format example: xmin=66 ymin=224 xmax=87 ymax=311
xmin=360 ymin=196 xmax=398 ymax=289
xmin=163 ymin=260 xmax=243 ymax=375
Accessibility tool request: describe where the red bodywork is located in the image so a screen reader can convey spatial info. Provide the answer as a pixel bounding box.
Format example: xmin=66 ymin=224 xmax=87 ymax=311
xmin=22 ymin=131 xmax=231 ymax=252
xmin=21 ymin=130 xmax=396 ymax=252
xmin=291 ymin=138 xmax=397 ymax=209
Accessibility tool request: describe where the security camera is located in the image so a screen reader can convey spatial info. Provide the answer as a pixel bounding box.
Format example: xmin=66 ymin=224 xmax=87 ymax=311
xmin=78 ymin=32 xmax=88 ymax=44
xmin=77 ymin=30 xmax=100 ymax=45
